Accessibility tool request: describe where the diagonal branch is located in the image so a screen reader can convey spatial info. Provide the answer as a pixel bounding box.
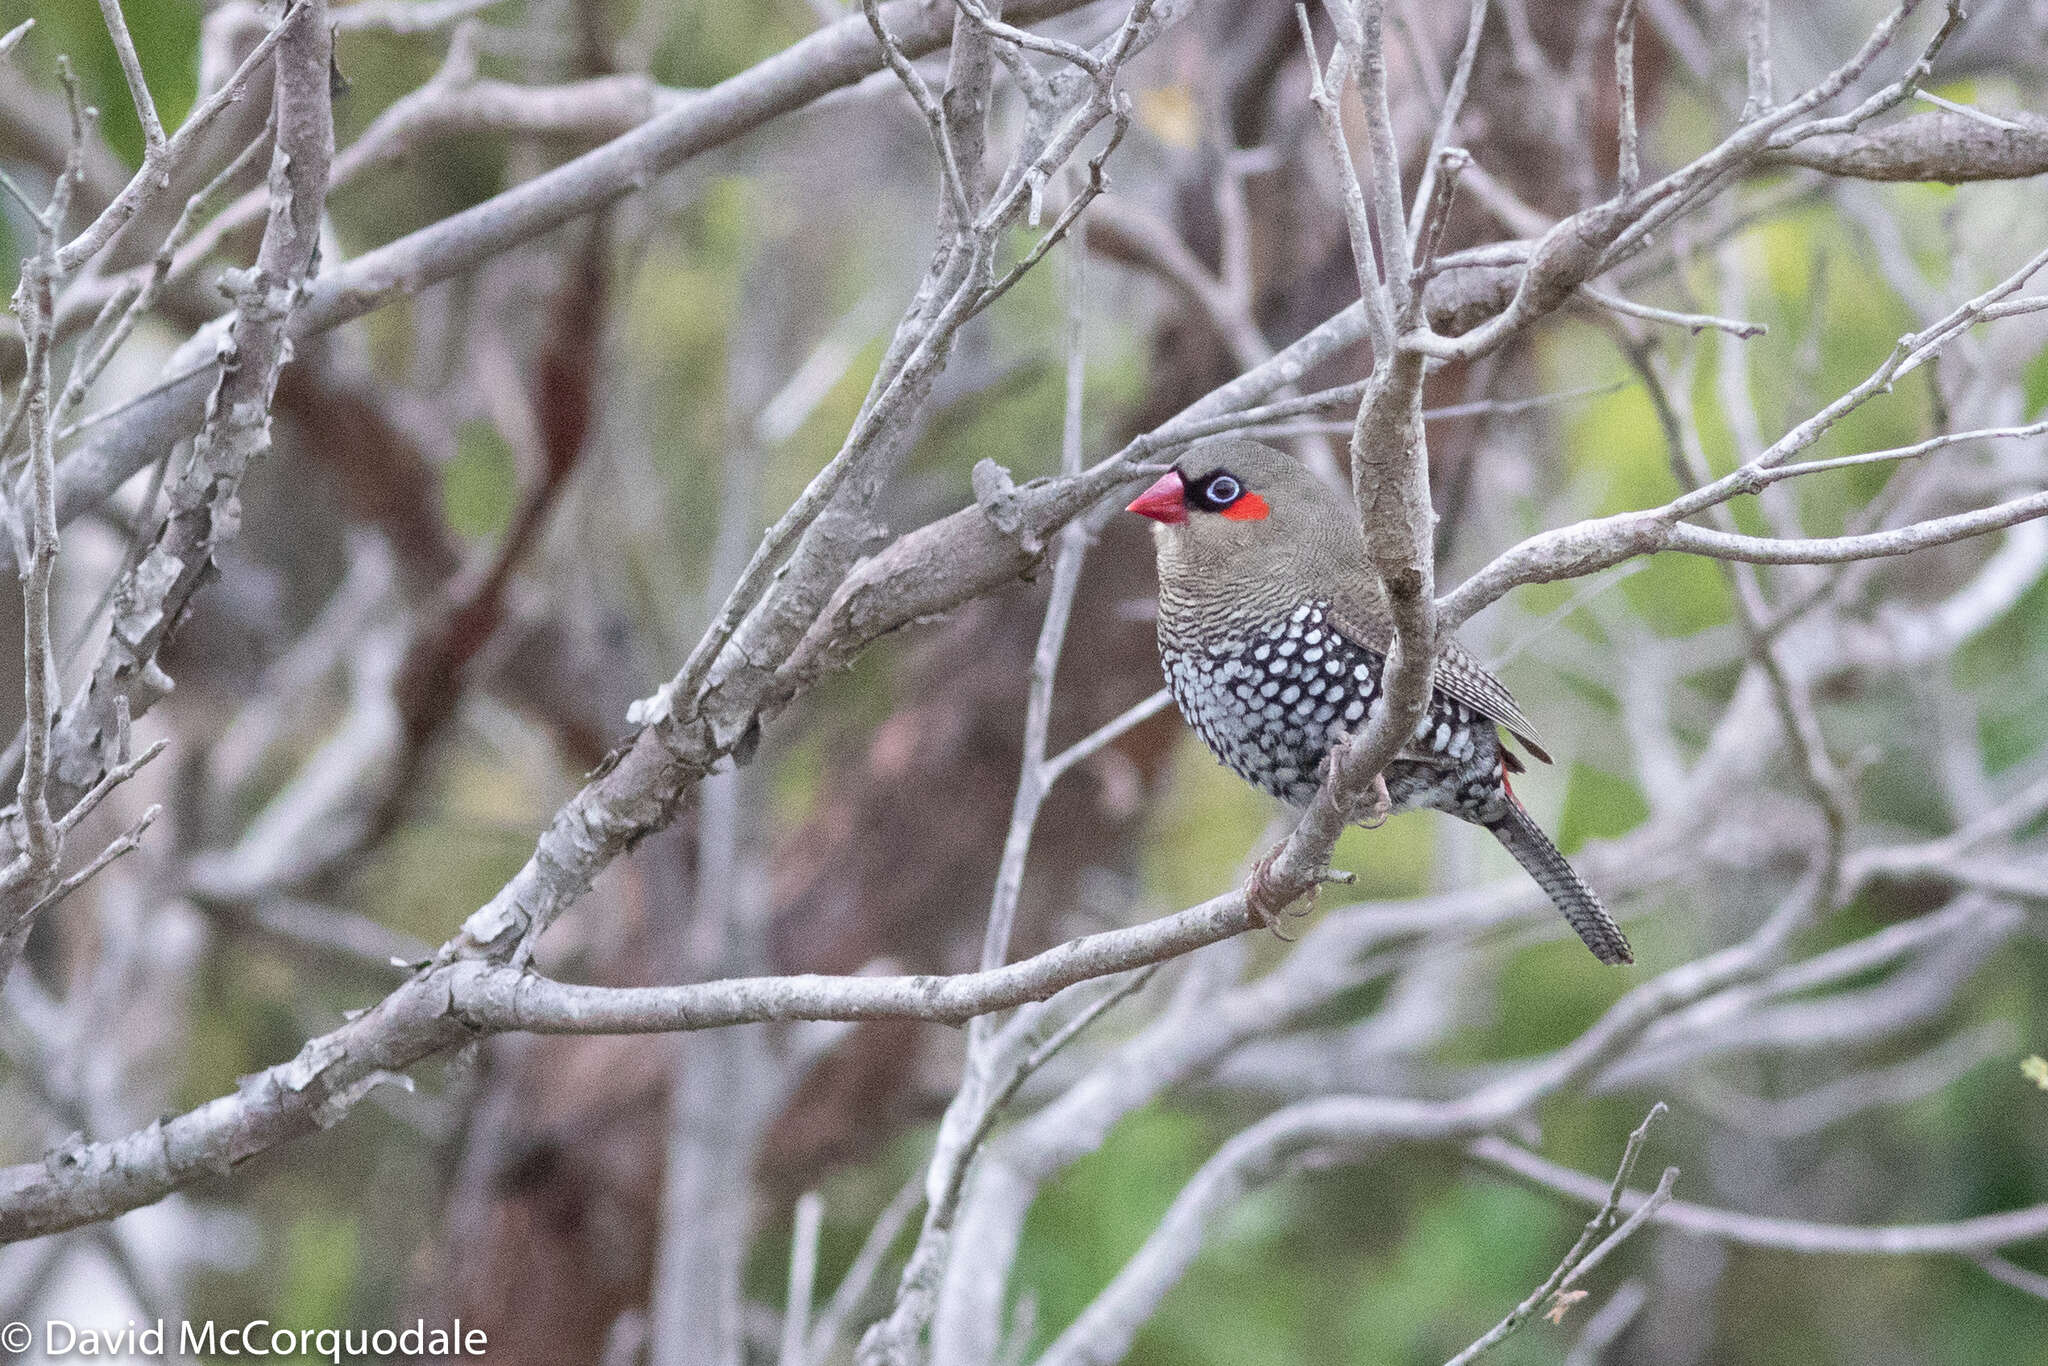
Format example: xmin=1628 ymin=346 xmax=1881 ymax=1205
xmin=1443 ymin=1103 xmax=1675 ymax=1366
xmin=1470 ymin=1136 xmax=2048 ymax=1256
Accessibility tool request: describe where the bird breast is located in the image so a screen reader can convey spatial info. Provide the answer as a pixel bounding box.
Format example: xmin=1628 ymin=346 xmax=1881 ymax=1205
xmin=1160 ymin=601 xmax=1382 ymax=806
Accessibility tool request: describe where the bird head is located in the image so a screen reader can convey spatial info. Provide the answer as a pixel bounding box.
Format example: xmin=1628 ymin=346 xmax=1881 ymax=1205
xmin=1125 ymin=440 xmax=1361 ymax=587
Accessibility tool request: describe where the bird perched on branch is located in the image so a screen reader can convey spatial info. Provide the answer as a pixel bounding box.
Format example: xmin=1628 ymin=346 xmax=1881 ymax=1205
xmin=1126 ymin=439 xmax=1632 ymax=965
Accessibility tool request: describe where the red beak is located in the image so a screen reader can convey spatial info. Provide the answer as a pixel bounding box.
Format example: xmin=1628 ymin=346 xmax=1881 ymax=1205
xmin=1126 ymin=469 xmax=1188 ymax=525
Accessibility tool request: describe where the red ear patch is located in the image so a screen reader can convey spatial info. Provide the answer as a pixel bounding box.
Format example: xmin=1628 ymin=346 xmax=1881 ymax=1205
xmin=1219 ymin=492 xmax=1269 ymax=521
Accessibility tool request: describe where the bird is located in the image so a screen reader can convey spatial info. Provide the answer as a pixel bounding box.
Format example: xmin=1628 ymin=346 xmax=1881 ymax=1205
xmin=1125 ymin=438 xmax=1632 ymax=966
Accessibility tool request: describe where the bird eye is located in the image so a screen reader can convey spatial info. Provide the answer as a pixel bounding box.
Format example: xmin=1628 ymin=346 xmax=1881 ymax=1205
xmin=1204 ymin=474 xmax=1241 ymax=505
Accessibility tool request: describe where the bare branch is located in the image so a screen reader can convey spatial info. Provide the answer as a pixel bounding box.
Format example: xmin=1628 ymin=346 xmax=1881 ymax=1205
xmin=809 ymin=1177 xmax=923 ymax=1365
xmin=11 ymin=0 xmax=333 ymax=902
xmin=1471 ymin=1138 xmax=2048 ymax=1256
xmin=1665 ymin=489 xmax=2048 ymax=565
xmin=862 ymin=0 xmax=973 ymax=230
xmin=1411 ymin=0 xmax=1961 ymax=365
xmin=1405 ymin=0 xmax=1489 ymax=250
xmin=1615 ymin=0 xmax=1641 ymax=194
xmin=1911 ymin=88 xmax=2024 ymax=132
xmin=780 ymin=1192 xmax=825 ymax=1366
xmin=1767 ymin=108 xmax=2048 ymax=181
xmin=1040 ymin=688 xmax=1171 ymax=785
xmin=1298 ymin=4 xmax=1394 ymax=359
xmin=0 ymin=874 xmax=1263 ymax=1241
xmin=1579 ymin=284 xmax=1766 ymax=338
xmin=1975 ymin=1254 xmax=2048 ymax=1302
xmin=54 ymin=737 xmax=167 ymax=839
xmin=1443 ymin=1103 xmax=1674 ymax=1366
xmin=55 ymin=0 xmax=315 ymax=275
xmin=1444 ymin=240 xmax=2048 ymax=627
xmin=1266 ymin=0 xmax=1440 ymax=930
xmin=1349 ymin=0 xmax=1414 ymax=319
xmin=976 ymin=226 xmax=1094 ymax=982
xmin=94 ymin=0 xmax=165 ymax=157
xmin=23 ymin=804 xmax=160 ymax=922
xmin=58 ymin=114 xmax=276 ymax=423
xmin=1412 ymin=147 xmax=1471 ymax=276
xmin=962 ymin=111 xmax=1128 ymax=325
xmin=0 ymin=54 xmax=98 ymax=964
xmin=1741 ymin=0 xmax=1772 ymax=121
xmin=1033 ymin=870 xmax=1833 ymax=1366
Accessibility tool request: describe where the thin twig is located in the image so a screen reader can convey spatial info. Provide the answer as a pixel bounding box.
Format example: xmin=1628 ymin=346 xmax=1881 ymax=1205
xmin=1975 ymin=1254 xmax=2048 ymax=1302
xmin=945 ymin=967 xmax=1159 ymax=1220
xmin=1615 ymin=0 xmax=1641 ymax=194
xmin=1142 ymin=378 xmax=1627 ymax=457
xmin=962 ymin=107 xmax=1128 ymax=325
xmin=779 ymin=1191 xmax=825 ymax=1366
xmin=862 ymin=0 xmax=973 ymax=231
xmin=1910 ymin=89 xmax=2023 ymax=132
xmin=1472 ymin=1136 xmax=2048 ymax=1255
xmin=1444 ymin=240 xmax=2048 ymax=627
xmin=647 ymin=6 xmax=1145 ymax=740
xmin=808 ymin=1176 xmax=923 ymax=1365
xmin=5 ymin=82 xmax=91 ymax=891
xmin=51 ymin=359 xmax=219 ymax=447
xmin=25 ymin=805 xmax=161 ymax=921
xmin=953 ymin=0 xmax=1109 ymax=78
xmin=1413 ymin=147 xmax=1471 ymax=277
xmin=95 ymin=0 xmax=166 ymax=157
xmin=1554 ymin=1168 xmax=1679 ymax=1300
xmin=1764 ymin=420 xmax=2048 ymax=484
xmin=1299 ymin=5 xmax=1394 ymax=360
xmin=974 ymin=216 xmax=1094 ymax=990
xmin=1741 ymin=0 xmax=1772 ymax=121
xmin=1041 ymin=688 xmax=1171 ymax=785
xmin=1349 ymin=0 xmax=1414 ymax=320
xmin=58 ymin=115 xmax=277 ymax=421
xmin=56 ymin=737 xmax=168 ymax=838
xmin=1406 ymin=0 xmax=1489 ymax=251
xmin=57 ymin=0 xmax=315 ymax=275
xmin=1442 ymin=1103 xmax=1671 ymax=1366
xmin=1580 ymin=284 xmax=1766 ymax=337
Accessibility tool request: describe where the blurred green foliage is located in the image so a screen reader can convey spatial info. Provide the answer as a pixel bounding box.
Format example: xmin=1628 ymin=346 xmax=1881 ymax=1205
xmin=9 ymin=0 xmax=200 ymax=166
xmin=446 ymin=418 xmax=520 ymax=537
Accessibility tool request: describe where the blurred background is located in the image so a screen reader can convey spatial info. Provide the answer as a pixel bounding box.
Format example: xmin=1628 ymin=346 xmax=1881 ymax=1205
xmin=2 ymin=0 xmax=2047 ymax=1362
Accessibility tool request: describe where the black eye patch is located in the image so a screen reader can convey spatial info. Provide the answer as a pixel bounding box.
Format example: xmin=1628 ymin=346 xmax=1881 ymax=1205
xmin=1188 ymin=470 xmax=1243 ymax=511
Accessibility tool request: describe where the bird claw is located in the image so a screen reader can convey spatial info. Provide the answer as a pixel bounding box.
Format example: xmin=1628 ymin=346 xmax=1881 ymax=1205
xmin=1354 ymin=773 xmax=1392 ymax=829
xmin=1316 ymin=737 xmax=1392 ymax=829
xmin=1245 ymin=844 xmax=1318 ymax=940
xmin=1244 ymin=845 xmax=1287 ymax=928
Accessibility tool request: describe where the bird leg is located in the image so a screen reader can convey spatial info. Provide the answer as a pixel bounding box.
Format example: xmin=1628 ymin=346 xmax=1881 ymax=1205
xmin=1245 ymin=750 xmax=1393 ymax=938
xmin=1321 ymin=732 xmax=1392 ymax=828
xmin=1244 ymin=842 xmax=1315 ymax=938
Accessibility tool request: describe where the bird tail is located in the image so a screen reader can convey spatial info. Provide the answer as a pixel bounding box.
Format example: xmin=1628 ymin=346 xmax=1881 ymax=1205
xmin=1485 ymin=799 xmax=1633 ymax=965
